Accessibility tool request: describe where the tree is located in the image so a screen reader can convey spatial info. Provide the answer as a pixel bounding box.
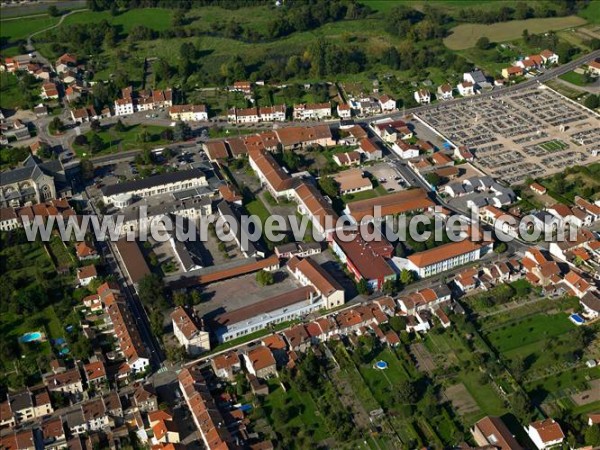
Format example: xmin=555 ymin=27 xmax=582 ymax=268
xmin=318 ymin=176 xmax=339 ymax=198
xmin=395 ymin=243 xmax=405 ymax=257
xmin=510 ymin=357 xmax=525 ymax=380
xmin=81 ymin=158 xmax=94 ymax=180
xmin=74 ymin=134 xmax=88 ymax=147
xmin=586 ymin=425 xmax=600 ymax=447
xmin=88 ymin=133 xmax=104 ymax=154
xmin=476 ymin=36 xmax=491 ymax=50
xmin=396 ymin=380 xmax=417 ymax=404
xmin=584 ymin=94 xmax=599 ymax=110
xmin=382 ymin=279 xmax=397 ymax=295
xmin=48 ymin=5 xmax=60 ymax=16
xmin=138 ymin=273 xmax=167 ymax=309
xmin=114 ymin=119 xmax=126 ymax=132
xmin=356 ymin=278 xmax=369 ymax=295
xmin=49 ymin=117 xmax=64 ymax=134
xmin=90 ymin=119 xmax=101 ymax=132
xmin=282 ymin=150 xmax=301 ymax=171
xmin=400 ymin=269 xmax=415 ymax=285
xmin=511 ymin=392 xmax=532 ymax=423
xmin=494 ymin=242 xmax=508 ymax=254
xmin=256 ymin=270 xmax=274 ymax=286
xmin=389 ymin=315 xmax=407 ymax=334
xmin=173 ymin=121 xmax=191 ymax=141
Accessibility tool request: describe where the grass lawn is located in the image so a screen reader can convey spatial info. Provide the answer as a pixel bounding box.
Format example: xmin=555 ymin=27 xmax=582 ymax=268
xmin=74 ymin=123 xmax=170 ymax=157
xmin=244 ymin=197 xmax=271 ymax=226
xmin=559 ymin=70 xmax=595 ymax=86
xmin=578 ymin=0 xmax=600 ymax=23
xmin=263 ymin=378 xmax=329 ymax=442
xmin=60 ymin=8 xmax=175 ymax=32
xmin=444 ymin=16 xmax=587 ymax=50
xmin=0 ymin=71 xmax=41 ymax=110
xmin=485 ymin=313 xmax=574 ymax=353
xmin=525 ymin=366 xmax=600 ymax=404
xmin=0 ymin=15 xmax=59 ymax=54
xmin=49 ymin=235 xmax=75 ymax=269
xmin=358 ymin=347 xmax=411 ymax=407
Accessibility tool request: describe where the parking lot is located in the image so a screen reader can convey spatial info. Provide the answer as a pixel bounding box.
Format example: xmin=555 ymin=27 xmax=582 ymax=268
xmin=366 ymin=162 xmax=407 ymax=192
xmin=418 ymin=86 xmax=600 ymax=185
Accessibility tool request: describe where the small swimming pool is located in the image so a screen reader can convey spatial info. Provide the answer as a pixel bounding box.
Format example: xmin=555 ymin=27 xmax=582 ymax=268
xmin=20 ymin=332 xmax=42 ymax=343
xmin=375 ymin=360 xmax=388 ymax=370
xmin=570 ymin=314 xmax=585 ymax=325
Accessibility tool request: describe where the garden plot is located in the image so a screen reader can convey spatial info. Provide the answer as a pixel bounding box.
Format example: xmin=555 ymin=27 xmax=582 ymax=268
xmin=444 ymin=383 xmax=481 ymax=416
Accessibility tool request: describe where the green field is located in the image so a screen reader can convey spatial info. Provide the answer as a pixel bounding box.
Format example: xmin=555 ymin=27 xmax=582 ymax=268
xmin=74 ymin=123 xmax=170 ymax=157
xmin=0 ymin=15 xmax=59 ymax=55
xmin=60 ymin=8 xmax=176 ymax=32
xmin=578 ymin=0 xmax=600 ymax=23
xmin=263 ymin=378 xmax=329 ymax=442
xmin=485 ymin=313 xmax=574 ymax=353
xmin=559 ymin=70 xmax=595 ymax=86
xmin=444 ymin=16 xmax=587 ymax=50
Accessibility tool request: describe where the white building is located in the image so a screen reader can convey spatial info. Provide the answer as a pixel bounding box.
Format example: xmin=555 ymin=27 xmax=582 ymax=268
xmin=337 ymin=103 xmax=352 ymax=119
xmin=405 ymin=240 xmax=491 ymax=278
xmin=378 ymin=95 xmax=396 ymax=111
xmin=171 ymin=306 xmax=210 ymax=356
xmin=258 ymin=105 xmax=286 ymax=122
xmin=414 ymin=89 xmax=430 ymax=104
xmin=102 ymin=169 xmax=208 ymax=206
xmin=457 ymin=81 xmax=475 ymax=96
xmin=114 ymin=98 xmax=134 ymax=116
xmin=169 ymin=104 xmax=208 ymax=122
xmin=540 ymin=49 xmax=559 ymax=65
xmin=437 ymin=83 xmax=453 ymax=100
xmin=293 ymin=103 xmax=331 ymax=120
xmin=526 ymin=419 xmax=564 ymax=450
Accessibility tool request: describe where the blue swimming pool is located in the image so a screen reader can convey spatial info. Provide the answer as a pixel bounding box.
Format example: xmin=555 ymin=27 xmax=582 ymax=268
xmin=570 ymin=313 xmax=585 ymax=325
xmin=375 ymin=360 xmax=388 ymax=370
xmin=20 ymin=332 xmax=42 ymax=343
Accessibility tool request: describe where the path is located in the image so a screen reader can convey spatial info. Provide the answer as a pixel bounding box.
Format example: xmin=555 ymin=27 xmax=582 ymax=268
xmin=25 ymin=8 xmax=89 ymax=61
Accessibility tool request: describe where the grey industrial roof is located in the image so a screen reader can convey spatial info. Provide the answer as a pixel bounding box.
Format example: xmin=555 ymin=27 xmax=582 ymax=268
xmin=102 ymin=169 xmax=205 ymax=196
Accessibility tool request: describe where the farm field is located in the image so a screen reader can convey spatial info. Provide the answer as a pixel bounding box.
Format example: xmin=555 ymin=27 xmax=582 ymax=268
xmin=444 ymin=16 xmax=587 ymax=50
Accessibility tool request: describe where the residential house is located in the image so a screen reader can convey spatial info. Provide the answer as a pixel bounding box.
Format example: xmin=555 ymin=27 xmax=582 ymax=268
xmin=132 ymin=383 xmax=158 ymax=412
xmin=243 ymin=346 xmax=277 ymax=378
xmin=414 ymin=89 xmax=430 ymax=104
xmin=457 ymin=81 xmax=475 ymax=96
xmin=281 ymin=325 xmax=310 ymax=352
xmin=44 ymin=368 xmax=84 ymax=396
xmin=210 ymin=351 xmax=242 ymax=381
xmin=171 ymin=306 xmax=210 ymax=356
xmin=168 ymin=104 xmax=208 ymax=122
xmin=392 ymin=140 xmax=419 ymax=159
xmin=77 ymin=265 xmax=97 ymax=287
xmin=358 ymin=138 xmax=383 ymax=160
xmin=333 ymin=151 xmax=361 ymax=166
xmin=41 ymin=83 xmax=59 ymax=99
xmin=530 ymin=183 xmax=547 ymax=195
xmin=471 ymin=416 xmax=523 ymax=450
xmin=76 ymin=242 xmax=97 ymax=261
xmin=378 ymin=95 xmax=396 ymax=111
xmin=83 ymin=360 xmax=107 ymax=387
xmin=502 ymin=66 xmax=523 ymax=79
xmin=540 ymin=49 xmax=559 ymax=65
xmin=42 ymin=417 xmax=67 ymax=450
xmin=526 ymin=419 xmax=564 ymax=450
xmin=337 ymin=103 xmax=352 ymax=119
xmin=293 ymin=103 xmax=331 ymax=120
xmin=437 ymin=83 xmax=453 ymax=100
